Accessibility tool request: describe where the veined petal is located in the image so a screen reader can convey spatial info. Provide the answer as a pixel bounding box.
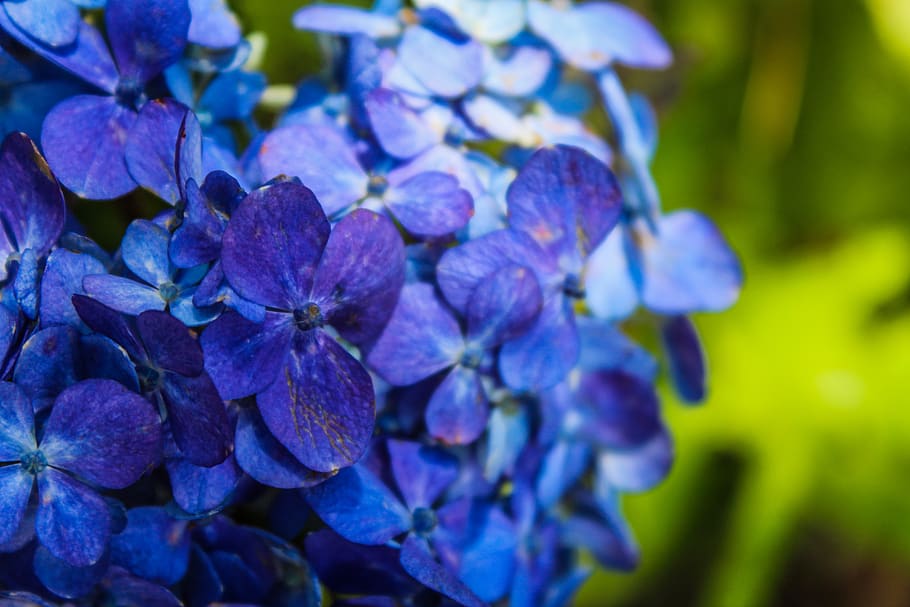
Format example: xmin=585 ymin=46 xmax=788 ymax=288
xmin=36 ymin=469 xmax=111 ymax=567
xmin=106 ymin=0 xmax=191 ymax=86
xmin=399 ymin=536 xmax=486 ymax=607
xmin=82 ymin=274 xmax=165 ymax=316
xmin=0 ymin=382 xmax=37 ymax=460
xmin=0 ymin=466 xmax=33 ymax=546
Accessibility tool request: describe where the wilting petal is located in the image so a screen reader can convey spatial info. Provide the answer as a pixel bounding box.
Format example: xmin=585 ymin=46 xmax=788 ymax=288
xmin=292 ymin=4 xmax=401 ymax=37
xmin=136 ymin=310 xmax=204 ymax=376
xmin=161 ymin=372 xmax=231 ymax=467
xmin=41 ymin=379 xmax=162 ymax=489
xmin=364 ymin=88 xmax=439 ymax=159
xmin=305 ymin=465 xmax=411 ymax=545
xmin=110 ymin=507 xmax=190 ymax=585
xmin=660 ymin=315 xmax=706 ymax=404
xmin=386 ymin=439 xmax=458 ymax=512
xmin=399 ymin=536 xmax=486 ymax=607
xmin=188 ymin=0 xmax=241 ymax=48
xmin=367 ymin=283 xmax=462 ymax=386
xmin=35 ymin=469 xmax=110 ymax=566
xmin=437 ymin=229 xmax=553 ymax=314
xmin=39 ymin=249 xmax=107 ymax=329
xmin=0 ymin=132 xmax=65 ymax=261
xmin=235 ymin=405 xmax=327 ymax=489
xmin=398 ymin=26 xmax=484 ymax=98
xmin=201 ymin=310 xmax=293 ymax=399
xmin=258 ymin=330 xmax=374 ymax=472
xmin=0 ymin=382 xmax=37 ymax=459
xmin=639 ymin=211 xmax=743 ymax=314
xmin=466 ymin=264 xmax=542 ymax=348
xmin=82 ymin=274 xmax=165 ymax=315
xmin=221 ymin=181 xmax=330 ymax=309
xmin=311 ymin=209 xmax=405 ymax=345
xmin=384 ymin=172 xmax=474 ymax=237
xmin=41 ymin=95 xmax=137 ymax=200
xmin=499 ymin=296 xmax=578 ymax=391
xmin=258 ymin=124 xmax=368 ymax=216
xmin=165 ymin=453 xmax=241 ymax=515
xmin=106 ymin=0 xmax=191 ymax=85
xmin=576 ymin=371 xmax=662 ymax=450
xmin=507 ymin=145 xmax=622 ymax=269
xmin=597 ymin=428 xmax=673 ymax=494
xmin=125 ymin=99 xmax=201 ymax=204
xmin=426 ymin=366 xmax=488 ymax=446
xmin=0 ymin=466 xmax=33 ymax=546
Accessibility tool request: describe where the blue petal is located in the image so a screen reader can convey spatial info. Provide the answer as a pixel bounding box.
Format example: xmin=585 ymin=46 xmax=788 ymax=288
xmin=576 ymin=317 xmax=658 ymax=381
xmin=39 ymin=248 xmax=107 ymax=329
xmin=575 ymin=371 xmax=662 ymax=450
xmin=82 ymin=274 xmax=165 ymax=315
xmin=33 ymin=545 xmax=108 ymax=600
xmin=387 ymin=439 xmax=459 ymax=511
xmin=292 ymin=5 xmax=401 ymax=37
xmin=536 ymin=440 xmax=591 ymax=508
xmin=41 ymin=95 xmax=138 ymax=200
xmin=188 ymin=0 xmax=241 ymax=48
xmin=199 ymin=70 xmax=266 ymax=121
xmin=0 ymin=466 xmax=33 ymax=547
xmin=596 ymin=427 xmax=673 ymax=494
xmin=399 ymin=535 xmax=486 ymax=607
xmin=585 ymin=227 xmax=639 ymax=321
xmin=660 ymin=315 xmax=707 ymax=404
xmin=417 ymin=0 xmax=525 ymax=43
xmin=169 ymin=289 xmax=220 ymax=327
xmin=426 ymin=366 xmax=488 ymax=445
xmin=456 ymin=506 xmax=517 ymax=602
xmin=482 ymin=44 xmax=552 ymax=96
xmin=71 ymin=294 xmax=144 ymax=360
xmin=13 ymin=326 xmax=80 ymax=412
xmin=35 ymin=469 xmax=110 ymax=567
xmin=305 ymin=529 xmax=416 ymax=597
xmin=482 ymin=404 xmax=529 ymax=482
xmin=106 ymin=0 xmax=191 ymax=86
xmin=398 ymin=25 xmax=484 ymax=98
xmin=12 ymin=248 xmax=39 ymax=319
xmin=466 ymin=264 xmax=542 ymax=349
xmin=0 ymin=382 xmax=36 ymax=461
xmin=305 ymin=465 xmax=411 ymax=545
xmin=110 ymin=507 xmax=190 ymax=585
xmin=3 ymin=0 xmax=79 ymax=48
xmin=499 ymin=296 xmax=578 ymax=391
xmin=165 ymin=453 xmax=241 ymax=515
xmin=121 ymin=219 xmax=172 ymax=286
xmin=366 ymin=282 xmax=463 ymax=386
xmin=384 ymin=171 xmax=474 ymax=237
xmin=258 ymin=124 xmax=368 ymax=216
xmin=560 ymin=512 xmax=638 ymax=571
xmin=161 ymin=371 xmax=231 ymax=467
xmin=364 ymin=88 xmax=440 ymax=159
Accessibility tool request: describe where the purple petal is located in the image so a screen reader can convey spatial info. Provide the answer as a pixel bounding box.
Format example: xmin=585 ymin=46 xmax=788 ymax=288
xmin=466 ymin=264 xmax=542 ymax=348
xmin=584 ymin=227 xmax=639 ymax=321
xmin=82 ymin=274 xmax=165 ymax=315
xmin=639 ymin=211 xmax=743 ymax=314
xmin=0 ymin=132 xmax=65 ymax=262
xmin=136 ymin=310 xmax=203 ymax=376
xmin=41 ymin=379 xmax=162 ymax=489
xmin=235 ymin=405 xmax=328 ymax=489
xmin=258 ymin=330 xmax=374 ymax=472
xmin=222 ymin=181 xmax=330 ymax=309
xmin=72 ymin=294 xmax=144 ymax=359
xmin=399 ymin=536 xmax=486 ymax=607
xmin=161 ymin=372 xmax=231 ymax=467
xmin=201 ymin=311 xmax=293 ymax=399
xmin=258 ymin=124 xmax=368 ymax=216
xmin=13 ymin=326 xmax=80 ymax=412
xmin=507 ymin=145 xmax=622 ymax=269
xmin=304 ymin=465 xmax=411 ymax=545
xmin=0 ymin=382 xmax=37 ymax=460
xmin=388 ymin=145 xmax=483 ymax=199
xmin=110 ymin=507 xmax=190 ymax=585
xmin=292 ymin=5 xmax=400 ymax=37
xmin=436 ymin=229 xmax=554 ymax=314
xmin=311 ymin=209 xmax=406 ymax=345
xmin=560 ymin=513 xmax=637 ymax=571
xmin=384 ymin=171 xmax=474 ymax=237
xmin=499 ymin=296 xmax=578 ymax=391
xmin=188 ymin=0 xmax=241 ymax=48
xmin=106 ymin=0 xmax=191 ymax=85
xmin=597 ymin=428 xmax=673 ymax=493
xmin=165 ymin=453 xmax=241 ymax=514
xmin=306 ymin=529 xmax=416 ymax=597
xmin=41 ymin=95 xmax=137 ymax=200
xmin=125 ymin=99 xmax=201 ymax=204
xmin=366 ymin=282 xmax=462 ymax=386
xmin=426 ymin=366 xmax=488 ymax=446
xmin=398 ymin=26 xmax=484 ymax=98
xmin=170 ymin=178 xmax=232 ymax=267
xmin=364 ymin=88 xmax=439 ymax=159
xmin=101 ymin=566 xmax=184 ymax=606
xmin=0 ymin=466 xmax=33 ymax=546
xmin=576 ymin=371 xmax=662 ymax=450
xmin=3 ymin=0 xmax=79 ymax=48
xmin=387 ymin=439 xmax=458 ymax=511
xmin=39 ymin=249 xmax=107 ymax=329
xmin=660 ymin=315 xmax=706 ymax=404
xmin=35 ymin=469 xmax=110 ymax=566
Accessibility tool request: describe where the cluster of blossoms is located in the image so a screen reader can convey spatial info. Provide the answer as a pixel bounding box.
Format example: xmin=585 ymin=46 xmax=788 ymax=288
xmin=0 ymin=0 xmax=742 ymax=605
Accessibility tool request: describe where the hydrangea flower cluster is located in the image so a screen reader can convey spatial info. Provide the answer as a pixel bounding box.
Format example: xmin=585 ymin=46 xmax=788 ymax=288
xmin=0 ymin=1 xmax=742 ymax=605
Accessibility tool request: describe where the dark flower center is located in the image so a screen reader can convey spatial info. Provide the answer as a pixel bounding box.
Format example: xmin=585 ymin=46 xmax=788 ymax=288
xmin=412 ymin=507 xmax=437 ymax=536
xmin=115 ymin=79 xmax=143 ymax=109
xmin=159 ymin=281 xmax=180 ymax=303
xmin=460 ymin=346 xmax=484 ymax=369
xmin=293 ymin=303 xmax=324 ymax=331
xmin=20 ymin=450 xmax=47 ymax=475
xmin=562 ymin=273 xmax=585 ymax=299
xmin=137 ymin=364 xmax=163 ymax=392
xmin=367 ymin=174 xmax=389 ymax=197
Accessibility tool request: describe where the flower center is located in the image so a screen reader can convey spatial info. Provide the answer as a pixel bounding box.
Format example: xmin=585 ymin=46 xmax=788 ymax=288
xmin=460 ymin=345 xmax=484 ymax=369
xmin=412 ymin=507 xmax=437 ymax=536
xmin=562 ymin=274 xmax=585 ymax=299
xmin=115 ymin=79 xmax=143 ymax=109
xmin=159 ymin=282 xmax=180 ymax=303
xmin=20 ymin=450 xmax=47 ymax=475
xmin=136 ymin=364 xmax=163 ymax=392
xmin=367 ymin=174 xmax=388 ymax=197
xmin=293 ymin=303 xmax=324 ymax=331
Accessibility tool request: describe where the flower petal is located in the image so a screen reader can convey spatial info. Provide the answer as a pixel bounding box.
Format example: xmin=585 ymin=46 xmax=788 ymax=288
xmin=72 ymin=294 xmax=144 ymax=360
xmin=110 ymin=507 xmax=190 ymax=585
xmin=106 ymin=0 xmax=191 ymax=86
xmin=39 ymin=248 xmax=107 ymax=329
xmin=3 ymin=0 xmax=79 ymax=48
xmin=82 ymin=274 xmax=165 ymax=316
xmin=398 ymin=26 xmax=484 ymax=98
xmin=165 ymin=453 xmax=241 ymax=515
xmin=387 ymin=439 xmax=459 ymax=511
xmin=426 ymin=366 xmax=488 ymax=446
xmin=499 ymin=296 xmax=578 ymax=391
xmin=399 ymin=535 xmax=486 ymax=607
xmin=364 ymin=88 xmax=440 ymax=160
xmin=660 ymin=315 xmax=706 ymax=404
xmin=466 ymin=264 xmax=542 ymax=348
xmin=0 ymin=382 xmax=37 ymax=460
xmin=0 ymin=466 xmax=33 ymax=546
xmin=136 ymin=310 xmax=204 ymax=376
xmin=384 ymin=172 xmax=474 ymax=237
xmin=161 ymin=372 xmax=231 ymax=467
xmin=36 ymin=468 xmax=110 ymax=567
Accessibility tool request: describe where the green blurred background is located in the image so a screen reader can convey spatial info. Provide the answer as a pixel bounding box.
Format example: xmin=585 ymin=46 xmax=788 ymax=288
xmin=228 ymin=1 xmax=910 ymax=605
